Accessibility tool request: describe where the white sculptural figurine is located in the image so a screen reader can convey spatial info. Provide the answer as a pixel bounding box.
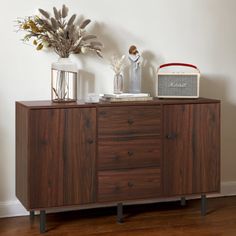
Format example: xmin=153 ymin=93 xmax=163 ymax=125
xmin=128 ymin=45 xmax=142 ymax=93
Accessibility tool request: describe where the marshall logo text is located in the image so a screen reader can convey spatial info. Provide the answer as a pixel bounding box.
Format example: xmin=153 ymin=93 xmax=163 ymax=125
xmin=168 ymin=82 xmax=187 ymax=88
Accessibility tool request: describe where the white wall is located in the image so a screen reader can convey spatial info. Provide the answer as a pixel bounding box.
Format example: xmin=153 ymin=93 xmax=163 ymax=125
xmin=1 ymin=0 xmax=236 ymax=217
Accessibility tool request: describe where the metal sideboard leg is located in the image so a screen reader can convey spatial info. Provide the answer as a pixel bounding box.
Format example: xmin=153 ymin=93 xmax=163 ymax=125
xmin=201 ymin=194 xmax=207 ymax=216
xmin=39 ymin=210 xmax=46 ymax=233
xmin=29 ymin=210 xmax=35 ymax=220
xmin=181 ymin=197 xmax=186 ymax=206
xmin=117 ymin=203 xmax=124 ymax=224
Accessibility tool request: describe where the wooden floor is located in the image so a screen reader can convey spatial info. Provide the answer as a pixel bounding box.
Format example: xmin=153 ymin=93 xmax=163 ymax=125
xmin=1 ymin=196 xmax=236 ymax=236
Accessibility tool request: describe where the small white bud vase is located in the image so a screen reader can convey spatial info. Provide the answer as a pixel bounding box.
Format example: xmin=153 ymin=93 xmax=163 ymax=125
xmin=51 ymin=57 xmax=78 ymax=103
xmin=114 ymin=73 xmax=124 ymax=94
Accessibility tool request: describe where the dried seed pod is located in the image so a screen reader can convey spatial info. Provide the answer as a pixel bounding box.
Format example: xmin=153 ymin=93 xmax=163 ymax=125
xmin=36 ymin=43 xmax=43 ymax=50
xmin=83 ymin=35 xmax=97 ymax=41
xmin=90 ymin=46 xmax=102 ymax=51
xmin=96 ymin=50 xmax=103 ymax=58
xmin=38 ymin=9 xmax=50 ymax=19
xmin=51 ymin=18 xmax=58 ymax=30
xmin=74 ymin=47 xmax=81 ymax=54
xmin=62 ymin=4 xmax=68 ymax=18
xmin=81 ymin=46 xmax=88 ymax=54
xmin=58 ymin=10 xmax=62 ymax=18
xmin=53 ymin=7 xmax=59 ymax=20
xmin=80 ymin=19 xmax=91 ymax=29
xmin=67 ymin=14 xmax=76 ymax=26
xmin=90 ymin=41 xmax=103 ymax=47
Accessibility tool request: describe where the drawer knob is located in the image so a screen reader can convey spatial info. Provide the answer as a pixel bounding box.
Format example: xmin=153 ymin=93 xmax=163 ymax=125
xmin=127 ymin=119 xmax=134 ymax=125
xmin=127 ymin=151 xmax=134 ymax=157
xmin=128 ymin=182 xmax=134 ymax=188
xmin=99 ymin=111 xmax=106 ymax=116
xmin=87 ymin=139 xmax=94 ymax=144
xmin=166 ymin=133 xmax=177 ymax=140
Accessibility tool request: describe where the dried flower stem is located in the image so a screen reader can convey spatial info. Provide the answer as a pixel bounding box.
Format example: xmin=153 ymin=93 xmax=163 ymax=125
xmin=16 ymin=5 xmax=103 ymax=58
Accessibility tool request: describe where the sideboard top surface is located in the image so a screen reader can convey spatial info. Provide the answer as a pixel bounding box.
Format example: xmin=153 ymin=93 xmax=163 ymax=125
xmin=16 ymin=98 xmax=220 ymax=109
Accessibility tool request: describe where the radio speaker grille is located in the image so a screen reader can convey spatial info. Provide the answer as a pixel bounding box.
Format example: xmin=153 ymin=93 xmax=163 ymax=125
xmin=157 ymin=74 xmax=199 ymax=97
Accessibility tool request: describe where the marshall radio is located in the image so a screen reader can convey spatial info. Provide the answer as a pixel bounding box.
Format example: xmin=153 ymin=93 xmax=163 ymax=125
xmin=156 ymin=63 xmax=200 ymax=98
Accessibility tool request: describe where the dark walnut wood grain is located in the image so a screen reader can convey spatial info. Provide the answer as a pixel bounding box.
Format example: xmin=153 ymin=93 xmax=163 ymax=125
xmin=16 ymin=103 xmax=29 ymax=209
xmin=98 ymin=137 xmax=161 ymax=170
xmin=192 ymin=103 xmax=220 ymax=193
xmin=98 ymin=168 xmax=161 ymax=202
xmin=18 ymin=98 xmax=220 ymax=109
xmin=15 ymin=98 xmax=220 ymax=221
xmin=98 ymin=106 xmax=161 ymax=138
xmin=163 ymin=103 xmax=220 ymax=196
xmin=28 ymin=108 xmax=96 ymax=209
xmin=63 ymin=108 xmax=96 ymax=205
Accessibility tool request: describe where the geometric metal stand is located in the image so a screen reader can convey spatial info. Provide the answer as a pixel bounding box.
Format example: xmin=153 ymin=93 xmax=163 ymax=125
xmin=39 ymin=210 xmax=46 ymax=234
xmin=181 ymin=197 xmax=186 ymax=206
xmin=117 ymin=203 xmax=124 ymax=224
xmin=201 ymin=194 xmax=207 ymax=216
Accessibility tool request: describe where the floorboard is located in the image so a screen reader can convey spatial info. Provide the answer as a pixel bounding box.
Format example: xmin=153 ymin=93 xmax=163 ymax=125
xmin=0 ymin=196 xmax=236 ymax=236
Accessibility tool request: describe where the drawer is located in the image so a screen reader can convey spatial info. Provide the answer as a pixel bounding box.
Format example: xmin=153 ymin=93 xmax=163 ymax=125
xmin=98 ymin=106 xmax=161 ymax=137
xmin=98 ymin=168 xmax=161 ymax=202
xmin=98 ymin=137 xmax=161 ymax=170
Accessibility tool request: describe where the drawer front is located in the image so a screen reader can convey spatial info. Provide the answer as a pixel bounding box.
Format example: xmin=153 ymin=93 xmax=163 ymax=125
xmin=98 ymin=168 xmax=161 ymax=202
xmin=98 ymin=137 xmax=161 ymax=170
xmin=98 ymin=106 xmax=161 ymax=137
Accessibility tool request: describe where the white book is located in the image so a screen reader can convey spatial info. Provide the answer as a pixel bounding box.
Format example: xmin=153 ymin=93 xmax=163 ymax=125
xmin=100 ymin=96 xmax=153 ymax=102
xmin=103 ymin=93 xmax=150 ymax=98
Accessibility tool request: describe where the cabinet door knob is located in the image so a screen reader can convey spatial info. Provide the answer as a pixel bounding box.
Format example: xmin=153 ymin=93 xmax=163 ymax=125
xmin=166 ymin=133 xmax=177 ymax=140
xmin=87 ymin=139 xmax=94 ymax=144
xmin=127 ymin=151 xmax=134 ymax=157
xmin=127 ymin=119 xmax=134 ymax=125
xmin=99 ymin=111 xmax=106 ymax=116
xmin=128 ymin=182 xmax=134 ymax=188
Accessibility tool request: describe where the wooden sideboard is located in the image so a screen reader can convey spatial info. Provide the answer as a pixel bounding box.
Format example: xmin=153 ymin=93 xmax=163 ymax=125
xmin=16 ymin=98 xmax=220 ymax=233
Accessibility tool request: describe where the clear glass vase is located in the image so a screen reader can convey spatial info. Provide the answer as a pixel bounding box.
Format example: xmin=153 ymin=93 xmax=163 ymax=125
xmin=114 ymin=73 xmax=124 ymax=94
xmin=51 ymin=57 xmax=78 ymax=103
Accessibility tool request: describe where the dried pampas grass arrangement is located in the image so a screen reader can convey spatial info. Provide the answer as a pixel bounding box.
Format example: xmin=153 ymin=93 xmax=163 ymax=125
xmin=110 ymin=55 xmax=126 ymax=75
xmin=16 ymin=4 xmax=103 ymax=58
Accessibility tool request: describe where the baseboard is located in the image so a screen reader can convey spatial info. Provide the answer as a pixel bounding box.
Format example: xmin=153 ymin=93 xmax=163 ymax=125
xmin=1 ymin=181 xmax=236 ymax=218
xmin=221 ymin=181 xmax=236 ymax=196
xmin=0 ymin=200 xmax=28 ymax=218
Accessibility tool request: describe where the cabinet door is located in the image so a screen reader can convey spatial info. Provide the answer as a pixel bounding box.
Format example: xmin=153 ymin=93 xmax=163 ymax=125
xmin=29 ymin=108 xmax=96 ymax=209
xmin=163 ymin=103 xmax=220 ymax=196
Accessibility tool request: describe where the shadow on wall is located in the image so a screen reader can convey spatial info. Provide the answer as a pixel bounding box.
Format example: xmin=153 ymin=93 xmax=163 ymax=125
xmin=201 ymin=74 xmax=236 ymax=181
xmin=142 ymin=50 xmax=162 ymax=96
xmin=73 ymin=21 xmax=125 ymax=97
xmin=200 ymin=74 xmax=227 ymax=100
xmin=76 ymin=21 xmax=127 ymax=67
xmin=91 ymin=22 xmax=125 ymax=59
xmin=74 ymin=21 xmax=162 ymax=96
xmin=77 ymin=70 xmax=95 ymax=100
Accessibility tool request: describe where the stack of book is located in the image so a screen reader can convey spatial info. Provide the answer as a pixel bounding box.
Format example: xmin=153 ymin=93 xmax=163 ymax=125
xmin=100 ymin=93 xmax=153 ymax=102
